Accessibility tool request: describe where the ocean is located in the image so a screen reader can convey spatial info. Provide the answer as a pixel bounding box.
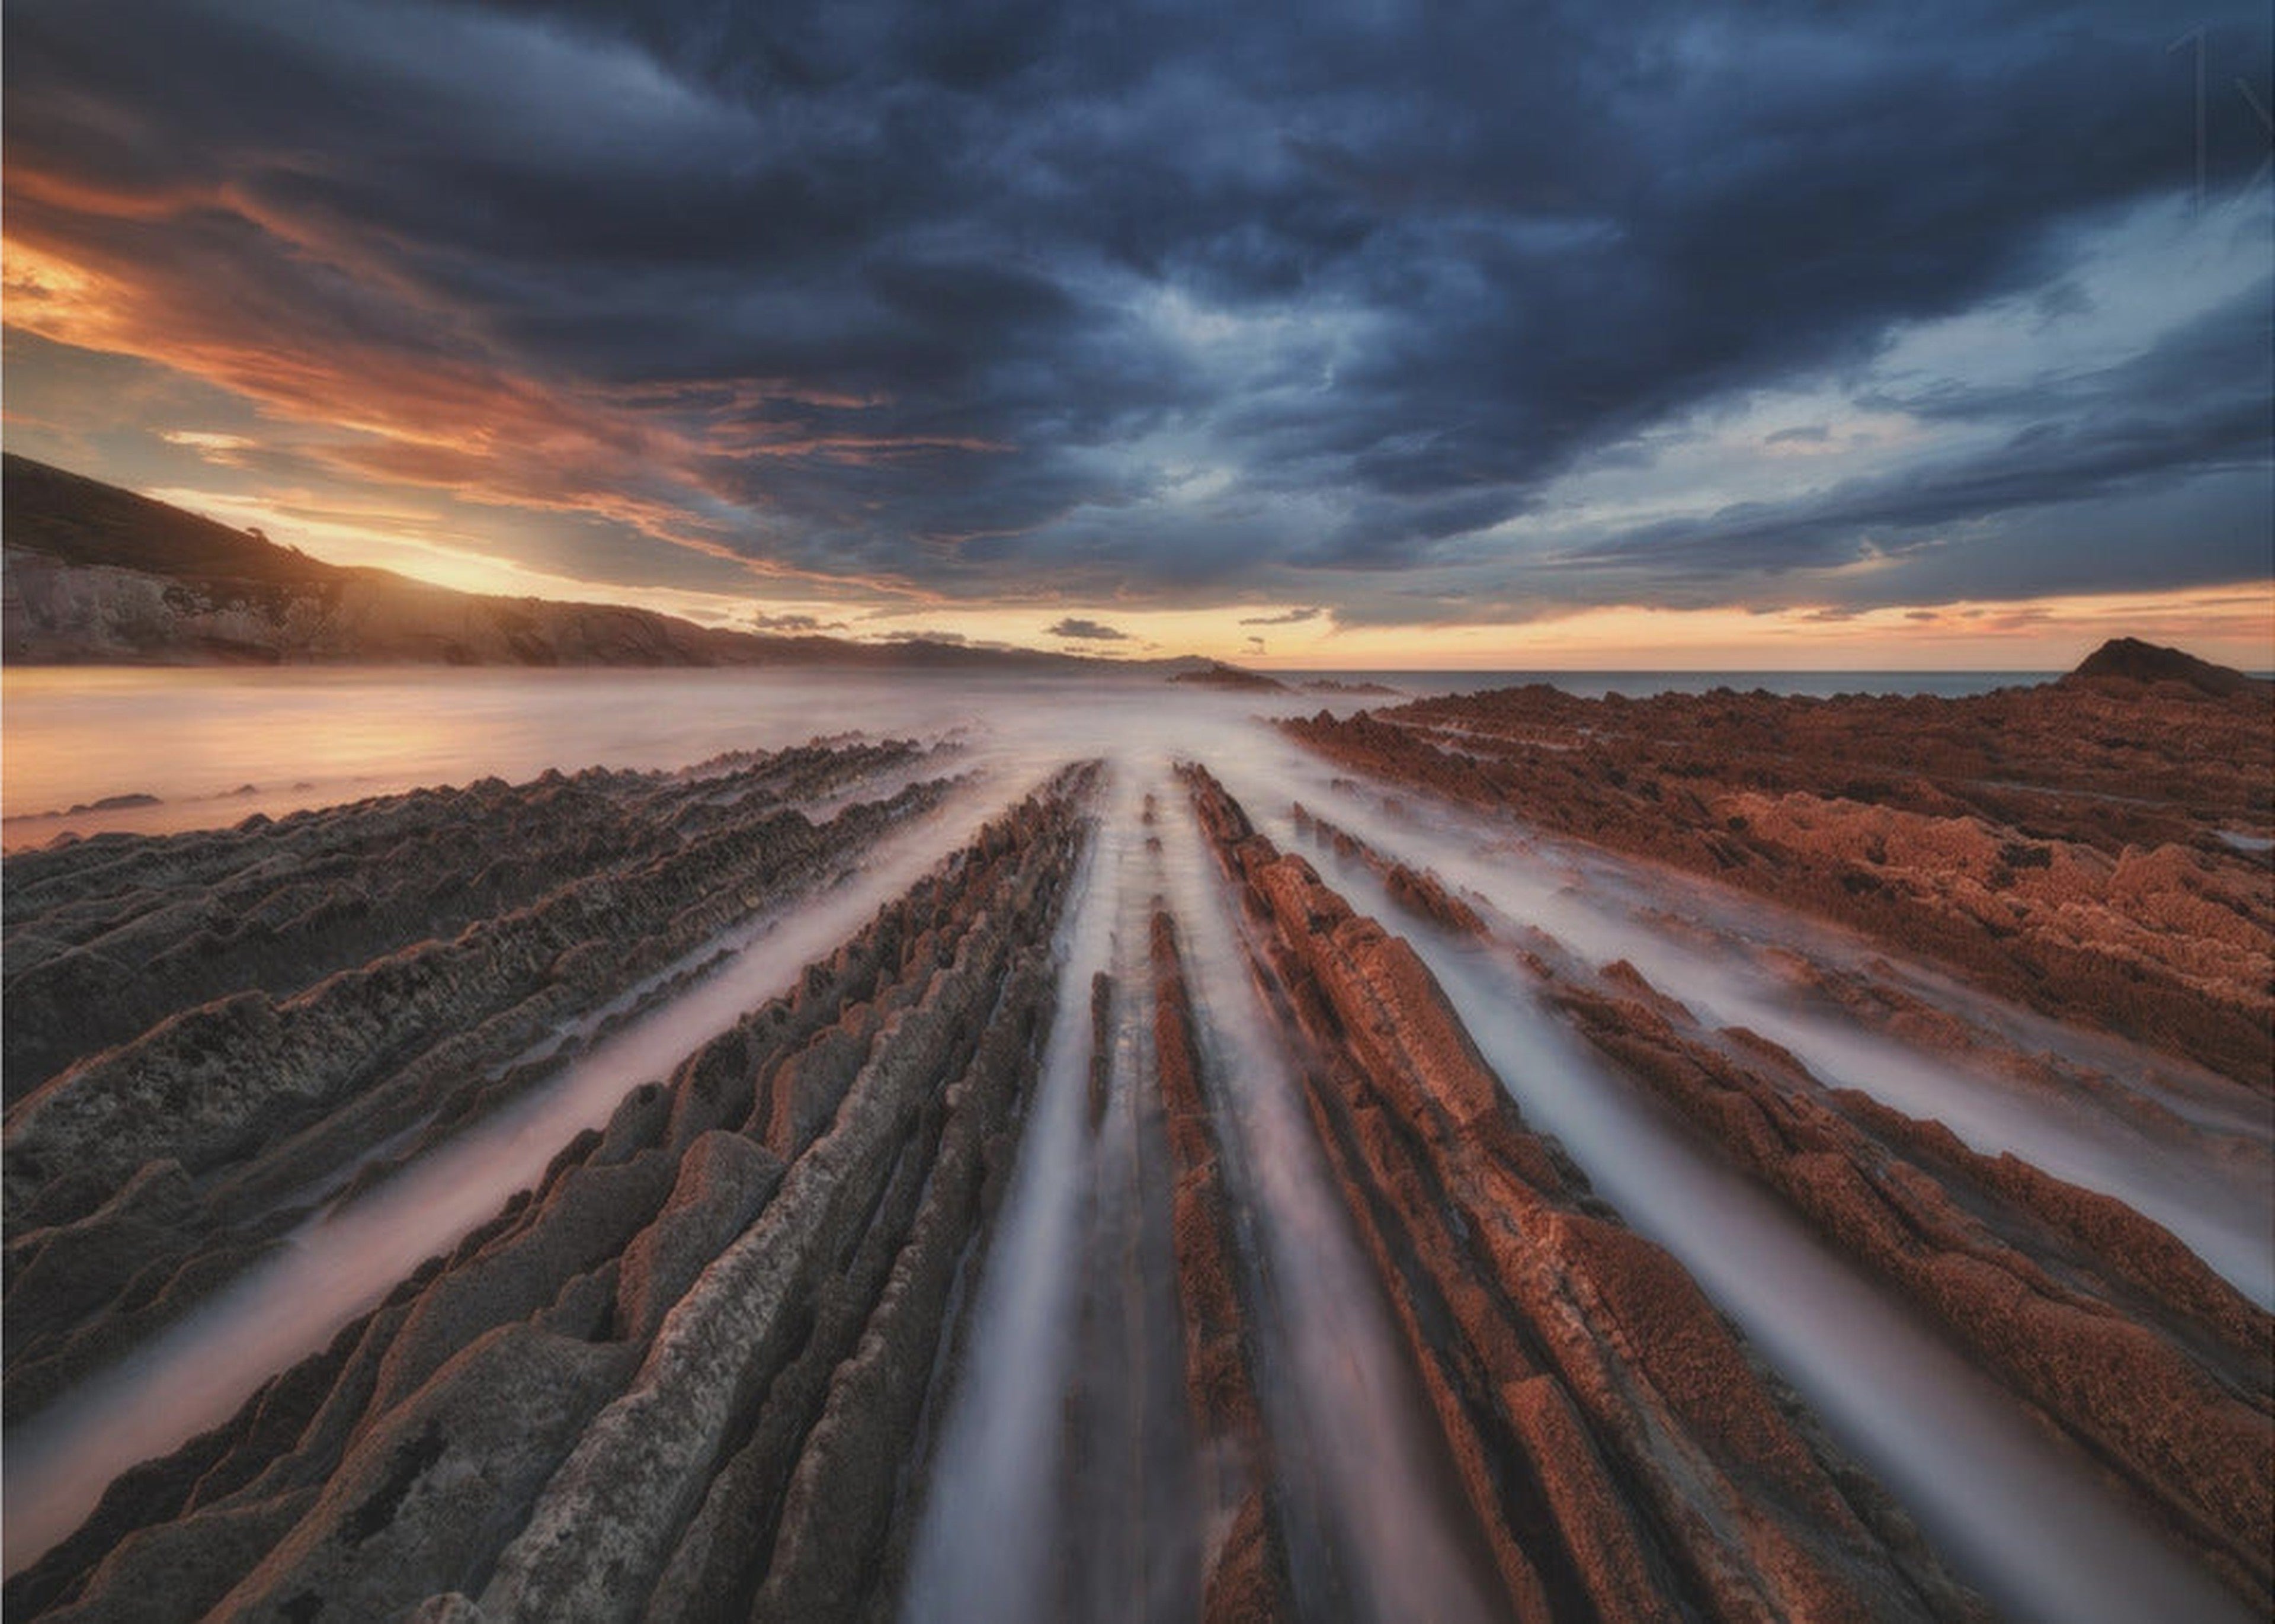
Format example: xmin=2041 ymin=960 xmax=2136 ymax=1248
xmin=1 ymin=664 xmax=2063 ymax=848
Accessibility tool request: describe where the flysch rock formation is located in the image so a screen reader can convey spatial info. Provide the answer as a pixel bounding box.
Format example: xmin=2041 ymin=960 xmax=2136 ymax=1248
xmin=1287 ymin=804 xmax=2275 ymax=1614
xmin=2 ymin=743 xmax=954 ymax=1424
xmin=3 ymin=742 xmax=933 ymax=1097
xmin=9 ymin=693 xmax=2265 ymax=1623
xmin=1148 ymin=903 xmax=1296 ymax=1622
xmin=1177 ymin=763 xmax=1991 ymax=1623
xmin=1280 ymin=645 xmax=2274 ymax=1087
xmin=5 ymin=763 xmax=1101 ymax=1624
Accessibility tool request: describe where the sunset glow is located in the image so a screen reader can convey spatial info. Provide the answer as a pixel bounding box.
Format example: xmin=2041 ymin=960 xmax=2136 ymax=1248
xmin=4 ymin=1 xmax=2269 ymax=664
xmin=5 ymin=10 xmax=2274 ymax=1622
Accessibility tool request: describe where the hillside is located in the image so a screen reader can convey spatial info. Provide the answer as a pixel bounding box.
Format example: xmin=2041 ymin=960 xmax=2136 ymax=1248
xmin=2065 ymin=636 xmax=2271 ymax=698
xmin=0 ymin=456 xmax=1155 ymax=671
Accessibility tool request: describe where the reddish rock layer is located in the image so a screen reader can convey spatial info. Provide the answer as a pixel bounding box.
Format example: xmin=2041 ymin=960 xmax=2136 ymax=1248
xmin=1293 ymin=797 xmax=2275 ymax=1610
xmin=1547 ymin=972 xmax=2275 ymax=1607
xmin=1149 ymin=908 xmax=1294 ymax=1623
xmin=1281 ymin=667 xmax=2273 ymax=1085
xmin=1290 ymin=803 xmax=1486 ymax=936
xmin=1181 ymin=763 xmax=1987 ymax=1624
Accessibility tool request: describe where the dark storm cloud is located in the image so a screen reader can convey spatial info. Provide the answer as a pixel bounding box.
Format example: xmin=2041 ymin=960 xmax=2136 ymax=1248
xmin=1046 ymin=617 xmax=1130 ymax=641
xmin=5 ymin=0 xmax=2269 ymax=616
xmin=1567 ymin=280 xmax=2274 ymax=579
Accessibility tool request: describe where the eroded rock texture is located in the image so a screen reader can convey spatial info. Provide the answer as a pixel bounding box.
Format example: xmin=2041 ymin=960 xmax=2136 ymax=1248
xmin=1281 ymin=656 xmax=2274 ymax=1085
xmin=3 ymin=745 xmax=956 ymax=1424
xmin=6 ymin=763 xmax=1099 ymax=1624
xmin=2 ymin=742 xmax=928 ymax=1097
xmin=1180 ymin=764 xmax=1989 ymax=1623
xmin=1149 ymin=908 xmax=1294 ymax=1623
xmin=1551 ymin=974 xmax=2274 ymax=1608
xmin=1298 ymin=806 xmax=2275 ymax=1615
xmin=13 ymin=703 xmax=2262 ymax=1624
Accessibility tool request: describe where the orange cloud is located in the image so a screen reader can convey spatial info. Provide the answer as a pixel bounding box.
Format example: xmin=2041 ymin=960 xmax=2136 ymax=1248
xmin=1271 ymin=590 xmax=2274 ymax=671
xmin=3 ymin=181 xmax=970 ymax=597
xmin=4 ymin=156 xmax=1034 ymax=619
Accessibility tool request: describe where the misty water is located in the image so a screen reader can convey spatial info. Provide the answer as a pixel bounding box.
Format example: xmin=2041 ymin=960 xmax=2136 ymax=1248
xmin=1 ymin=666 xmax=2049 ymax=847
xmin=4 ymin=667 xmax=2266 ymax=1622
xmin=1265 ymin=813 xmax=2251 ymax=1624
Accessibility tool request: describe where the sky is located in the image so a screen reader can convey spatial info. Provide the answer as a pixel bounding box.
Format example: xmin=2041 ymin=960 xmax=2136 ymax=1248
xmin=4 ymin=0 xmax=2271 ymax=668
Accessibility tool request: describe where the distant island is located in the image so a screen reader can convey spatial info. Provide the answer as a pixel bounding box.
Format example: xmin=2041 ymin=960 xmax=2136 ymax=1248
xmin=1 ymin=456 xmax=1219 ymax=675
xmin=1169 ymin=660 xmax=1292 ymax=691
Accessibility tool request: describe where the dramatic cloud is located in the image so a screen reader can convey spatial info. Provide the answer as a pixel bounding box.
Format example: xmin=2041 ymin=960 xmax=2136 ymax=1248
xmin=4 ymin=0 xmax=2268 ymax=637
xmin=1046 ymin=617 xmax=1130 ymax=642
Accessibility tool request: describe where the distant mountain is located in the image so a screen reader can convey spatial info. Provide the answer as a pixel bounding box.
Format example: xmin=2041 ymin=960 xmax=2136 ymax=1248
xmin=1 ymin=456 xmax=1196 ymax=673
xmin=2065 ymin=636 xmax=2268 ymax=699
xmin=1169 ymin=659 xmax=1290 ymax=692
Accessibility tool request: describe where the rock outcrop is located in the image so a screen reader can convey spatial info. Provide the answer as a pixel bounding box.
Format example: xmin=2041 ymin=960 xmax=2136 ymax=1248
xmin=1294 ymin=809 xmax=2275 ymax=1615
xmin=1550 ymin=970 xmax=2274 ymax=1607
xmin=2066 ymin=636 xmax=2271 ymax=698
xmin=2 ymin=745 xmax=952 ymax=1423
xmin=1169 ymin=661 xmax=1290 ymax=692
xmin=1178 ymin=764 xmax=1989 ymax=1623
xmin=6 ymin=765 xmax=1100 ymax=1624
xmin=1149 ymin=908 xmax=1294 ymax=1622
xmin=1281 ymin=655 xmax=2274 ymax=1085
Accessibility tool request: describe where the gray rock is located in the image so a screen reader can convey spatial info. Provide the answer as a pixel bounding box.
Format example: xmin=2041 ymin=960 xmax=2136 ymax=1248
xmin=43 ymin=1490 xmax=318 ymax=1624
xmin=614 ymin=1131 xmax=783 ymax=1346
xmin=214 ymin=1324 xmax=635 ymax=1623
xmin=363 ymin=1150 xmax=676 ymax=1419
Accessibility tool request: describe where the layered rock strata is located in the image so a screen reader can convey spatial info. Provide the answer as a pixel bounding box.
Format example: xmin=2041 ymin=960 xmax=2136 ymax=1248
xmin=6 ymin=764 xmax=1099 ymax=1624
xmin=2 ymin=741 xmax=928 ymax=1096
xmin=3 ymin=748 xmax=955 ymax=1423
xmin=1281 ymin=656 xmax=2273 ymax=1085
xmin=1180 ymin=764 xmax=1988 ymax=1623
xmin=1296 ymin=809 xmax=2275 ymax=1613
xmin=1149 ymin=907 xmax=1295 ymax=1622
xmin=1549 ymin=972 xmax=2275 ymax=1608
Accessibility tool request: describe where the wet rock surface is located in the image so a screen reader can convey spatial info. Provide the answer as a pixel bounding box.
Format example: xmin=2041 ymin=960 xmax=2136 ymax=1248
xmin=2 ymin=741 xmax=930 ymax=1097
xmin=1289 ymin=806 xmax=2275 ymax=1616
xmin=1148 ymin=908 xmax=1294 ymax=1623
xmin=1549 ymin=970 xmax=2275 ymax=1608
xmin=2 ymin=744 xmax=958 ymax=1424
xmin=1281 ymin=649 xmax=2273 ymax=1085
xmin=10 ymin=703 xmax=2265 ymax=1624
xmin=7 ymin=764 xmax=1100 ymax=1623
xmin=1179 ymin=764 xmax=1992 ymax=1623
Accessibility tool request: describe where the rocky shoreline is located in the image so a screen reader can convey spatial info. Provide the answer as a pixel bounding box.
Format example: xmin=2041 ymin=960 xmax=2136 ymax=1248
xmin=7 ymin=765 xmax=1098 ymax=1622
xmin=1280 ymin=643 xmax=2273 ymax=1087
xmin=1180 ymin=764 xmax=1988 ymax=1622
xmin=3 ymin=744 xmax=954 ymax=1426
xmin=5 ymin=672 xmax=2267 ymax=1622
xmin=1286 ymin=802 xmax=2274 ymax=1612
